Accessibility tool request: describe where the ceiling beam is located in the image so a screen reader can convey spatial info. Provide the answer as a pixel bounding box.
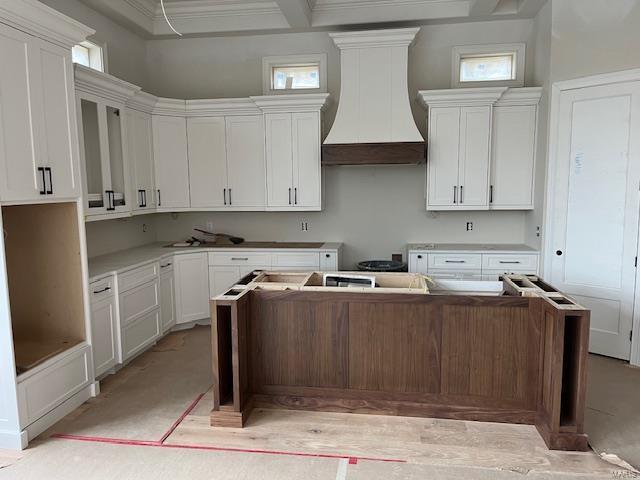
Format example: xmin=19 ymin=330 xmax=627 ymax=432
xmin=274 ymin=0 xmax=311 ymax=28
xmin=469 ymin=0 xmax=501 ymax=16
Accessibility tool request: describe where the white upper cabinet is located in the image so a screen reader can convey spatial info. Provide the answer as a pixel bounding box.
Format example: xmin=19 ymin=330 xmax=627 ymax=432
xmin=0 ymin=24 xmax=86 ymax=203
xmin=126 ymin=92 xmax=158 ymax=213
xmin=255 ymin=94 xmax=329 ymax=211
xmin=187 ymin=116 xmax=227 ymax=208
xmin=490 ymin=93 xmax=540 ymax=209
xmin=152 ymin=113 xmax=190 ymax=210
xmin=225 ymin=115 xmax=266 ymax=209
xmin=419 ymin=87 xmax=541 ymax=211
xmin=75 ymin=66 xmax=138 ymax=218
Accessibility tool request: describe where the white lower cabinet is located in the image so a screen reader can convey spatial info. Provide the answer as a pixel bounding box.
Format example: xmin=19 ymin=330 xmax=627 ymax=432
xmin=89 ymin=276 xmax=117 ymax=378
xmin=160 ymin=261 xmax=176 ymax=333
xmin=174 ymin=252 xmax=210 ymax=324
xmin=122 ymin=310 xmax=161 ymax=361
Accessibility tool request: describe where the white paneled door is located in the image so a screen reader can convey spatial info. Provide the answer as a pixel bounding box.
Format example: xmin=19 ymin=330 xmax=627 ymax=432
xmin=548 ymin=80 xmax=640 ymax=360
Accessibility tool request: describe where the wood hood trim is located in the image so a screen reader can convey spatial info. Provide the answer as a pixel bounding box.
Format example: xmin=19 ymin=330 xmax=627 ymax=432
xmin=321 ymin=142 xmax=426 ymax=166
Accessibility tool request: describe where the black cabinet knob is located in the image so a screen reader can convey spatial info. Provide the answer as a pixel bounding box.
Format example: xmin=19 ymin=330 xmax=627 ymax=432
xmin=417 ymin=255 xmax=423 ymax=259
xmin=556 ymin=250 xmax=563 ymax=256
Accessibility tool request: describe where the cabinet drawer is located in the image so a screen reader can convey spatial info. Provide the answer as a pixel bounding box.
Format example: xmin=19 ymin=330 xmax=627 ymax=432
xmin=482 ymin=254 xmax=538 ymax=271
xmin=89 ymin=276 xmax=115 ymax=303
xmin=119 ymin=280 xmax=159 ymax=327
xmin=17 ymin=344 xmax=91 ymax=428
xmin=320 ymin=251 xmax=338 ymax=271
xmin=119 ymin=263 xmax=159 ymax=292
xmin=428 ymin=253 xmax=482 ymax=270
xmin=122 ymin=309 xmax=160 ymax=362
xmin=272 ymin=252 xmax=319 ymax=268
xmin=208 ymin=252 xmax=272 ymax=267
xmin=426 ymin=269 xmax=482 ymax=280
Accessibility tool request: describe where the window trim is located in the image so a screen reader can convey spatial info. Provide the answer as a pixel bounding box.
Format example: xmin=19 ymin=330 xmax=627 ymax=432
xmin=451 ymin=43 xmax=525 ymax=88
xmin=72 ymin=39 xmax=107 ymax=73
xmin=262 ymin=54 xmax=327 ymax=95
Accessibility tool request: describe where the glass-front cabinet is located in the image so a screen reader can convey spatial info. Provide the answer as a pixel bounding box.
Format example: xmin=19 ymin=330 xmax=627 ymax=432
xmin=74 ymin=65 xmax=138 ymax=219
xmin=76 ymin=94 xmax=130 ymax=217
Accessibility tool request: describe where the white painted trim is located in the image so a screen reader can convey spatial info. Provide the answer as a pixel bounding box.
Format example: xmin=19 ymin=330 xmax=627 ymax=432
xmin=418 ymin=87 xmax=508 ymax=107
xmin=542 ymin=68 xmax=640 ymax=366
xmin=329 ymin=27 xmax=420 ymax=49
xmin=153 ymin=97 xmax=187 ymax=116
xmin=451 ymin=43 xmax=526 ymax=89
xmin=262 ymin=53 xmax=328 ymax=96
xmin=186 ymin=98 xmax=261 ymax=117
xmin=127 ymin=90 xmax=159 ymax=115
xmin=0 ymin=0 xmax=94 ymax=48
xmin=252 ymin=93 xmax=330 ymax=113
xmin=74 ymin=64 xmax=140 ymax=104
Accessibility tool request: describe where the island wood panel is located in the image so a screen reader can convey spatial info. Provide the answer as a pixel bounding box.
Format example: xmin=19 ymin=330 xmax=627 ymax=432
xmin=249 ymin=298 xmax=349 ymax=388
xmin=347 ymin=302 xmax=441 ymax=393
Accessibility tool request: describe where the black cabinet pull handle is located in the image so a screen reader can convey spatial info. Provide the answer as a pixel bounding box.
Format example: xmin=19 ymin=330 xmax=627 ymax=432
xmin=138 ymin=189 xmax=144 ymax=208
xmin=460 ymin=185 xmax=464 ymax=204
xmin=489 ymin=185 xmax=493 ymax=204
xmin=161 ymin=263 xmax=172 ymax=268
xmin=157 ymin=189 xmax=161 ymax=207
xmin=45 ymin=167 xmax=53 ymax=194
xmin=288 ymin=188 xmax=291 ymax=205
xmin=38 ymin=167 xmax=46 ymax=195
xmin=445 ymin=260 xmax=466 ymax=264
xmin=499 ymin=261 xmax=521 ymax=264
xmin=453 ymin=186 xmax=457 ymax=204
xmin=294 ymin=187 xmax=297 ymax=205
xmin=143 ymin=190 xmax=147 ymax=207
xmin=223 ymin=188 xmax=227 ymax=205
xmin=93 ymin=286 xmax=111 ymax=294
xmin=229 ymin=188 xmax=232 ymax=205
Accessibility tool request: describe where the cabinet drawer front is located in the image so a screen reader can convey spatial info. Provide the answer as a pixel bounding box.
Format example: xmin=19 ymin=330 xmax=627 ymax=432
xmin=119 ymin=263 xmax=159 ymax=292
xmin=320 ymin=251 xmax=338 ymax=271
xmin=90 ymin=276 xmax=115 ymax=303
xmin=272 ymin=252 xmax=319 ymax=268
xmin=426 ymin=269 xmax=482 ymax=280
xmin=18 ymin=344 xmax=91 ymax=427
xmin=120 ymin=280 xmax=159 ymax=326
xmin=208 ymin=252 xmax=272 ymax=266
xmin=428 ymin=253 xmax=482 ymax=270
xmin=482 ymin=254 xmax=538 ymax=271
xmin=122 ymin=310 xmax=160 ymax=362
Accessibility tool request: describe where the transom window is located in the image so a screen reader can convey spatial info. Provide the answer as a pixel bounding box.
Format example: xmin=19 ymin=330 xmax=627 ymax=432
xmin=452 ymin=44 xmax=525 ymax=88
xmin=72 ymin=41 xmax=105 ymax=72
xmin=263 ymin=54 xmax=327 ymax=95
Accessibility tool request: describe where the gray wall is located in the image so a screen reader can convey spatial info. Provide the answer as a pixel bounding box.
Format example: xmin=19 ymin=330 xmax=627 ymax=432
xmin=38 ymin=0 xmax=148 ymax=87
xmin=85 ymin=216 xmax=157 ymax=258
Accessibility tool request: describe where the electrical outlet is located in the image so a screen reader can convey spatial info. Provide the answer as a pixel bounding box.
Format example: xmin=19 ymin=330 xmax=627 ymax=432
xmin=301 ymin=221 xmax=309 ymax=232
xmin=536 ymin=226 xmax=541 ymax=237
xmin=142 ymin=223 xmax=147 ymax=233
xmin=466 ymin=222 xmax=473 ymax=231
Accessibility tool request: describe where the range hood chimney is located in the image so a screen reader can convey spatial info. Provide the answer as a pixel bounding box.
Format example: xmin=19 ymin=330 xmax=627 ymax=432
xmin=322 ymin=28 xmax=425 ymax=165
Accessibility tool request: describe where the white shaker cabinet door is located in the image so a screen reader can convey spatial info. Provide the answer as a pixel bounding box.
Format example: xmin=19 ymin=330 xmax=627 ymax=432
xmin=153 ymin=115 xmax=190 ymax=209
xmin=174 ymin=253 xmax=210 ymax=324
xmin=0 ymin=25 xmax=42 ymax=201
xmin=34 ymin=39 xmax=80 ymax=199
xmin=265 ymin=113 xmax=293 ymax=208
xmin=458 ymin=106 xmax=490 ymax=208
xmin=187 ymin=117 xmax=227 ymax=208
xmin=293 ymin=112 xmax=321 ymax=209
xmin=90 ymin=296 xmax=118 ymax=378
xmin=225 ymin=115 xmax=266 ymax=208
xmin=490 ymin=105 xmax=536 ymax=209
xmin=427 ymin=107 xmax=460 ymax=208
xmin=208 ymin=266 xmax=241 ymax=298
xmin=128 ymin=109 xmax=156 ymax=211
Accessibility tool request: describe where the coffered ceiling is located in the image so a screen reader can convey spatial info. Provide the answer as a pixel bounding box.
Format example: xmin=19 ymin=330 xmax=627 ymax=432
xmin=79 ymin=0 xmax=547 ymax=37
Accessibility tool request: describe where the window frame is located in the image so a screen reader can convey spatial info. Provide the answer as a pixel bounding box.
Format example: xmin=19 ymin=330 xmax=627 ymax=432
xmin=262 ymin=54 xmax=327 ymax=95
xmin=451 ymin=43 xmax=525 ymax=88
xmin=72 ymin=40 xmax=107 ymax=73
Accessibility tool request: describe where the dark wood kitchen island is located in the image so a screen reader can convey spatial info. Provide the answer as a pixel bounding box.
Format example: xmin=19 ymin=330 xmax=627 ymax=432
xmin=210 ymin=272 xmax=590 ymax=451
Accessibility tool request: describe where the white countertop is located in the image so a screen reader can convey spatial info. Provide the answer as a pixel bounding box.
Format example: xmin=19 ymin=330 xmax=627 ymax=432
xmin=88 ymin=241 xmax=343 ymax=281
xmin=407 ymin=243 xmax=539 ymax=254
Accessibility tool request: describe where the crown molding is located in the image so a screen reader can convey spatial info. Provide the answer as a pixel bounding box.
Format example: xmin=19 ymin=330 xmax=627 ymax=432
xmin=418 ymin=87 xmax=509 ymax=107
xmin=495 ymin=86 xmax=543 ymax=106
xmin=329 ymin=27 xmax=420 ymax=49
xmin=124 ymin=0 xmax=156 ymax=18
xmin=74 ymin=64 xmax=140 ymax=104
xmin=251 ymin=93 xmax=331 ymax=113
xmin=0 ymin=0 xmax=94 ymax=48
xmin=127 ymin=90 xmax=159 ymax=114
xmin=153 ymin=97 xmax=187 ymax=116
xmin=186 ymin=98 xmax=262 ymax=116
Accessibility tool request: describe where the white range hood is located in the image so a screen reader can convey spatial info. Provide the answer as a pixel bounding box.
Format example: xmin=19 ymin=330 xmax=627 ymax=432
xmin=323 ymin=28 xmax=425 ymax=165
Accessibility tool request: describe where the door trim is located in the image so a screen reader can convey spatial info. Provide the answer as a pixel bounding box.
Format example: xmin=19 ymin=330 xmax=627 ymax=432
xmin=543 ymin=68 xmax=640 ymax=366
